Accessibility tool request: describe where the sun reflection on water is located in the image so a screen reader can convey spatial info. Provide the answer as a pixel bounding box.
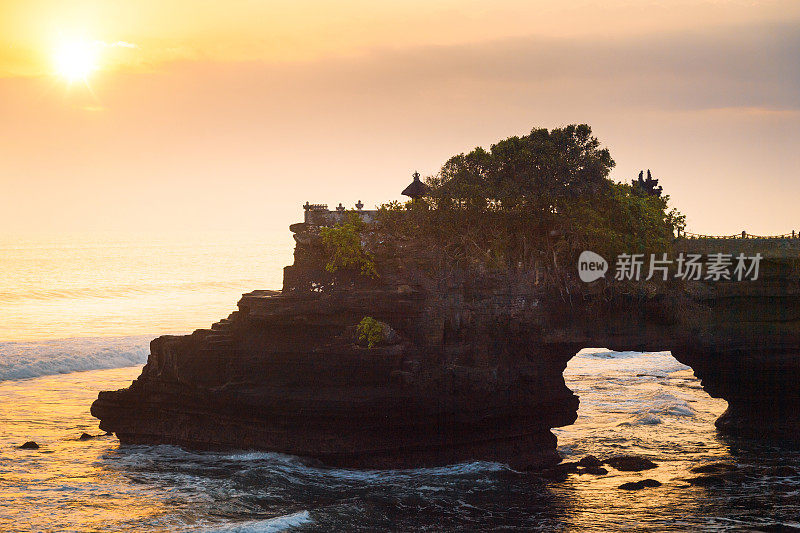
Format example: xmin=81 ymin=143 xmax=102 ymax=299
xmin=1 ymin=352 xmax=800 ymax=531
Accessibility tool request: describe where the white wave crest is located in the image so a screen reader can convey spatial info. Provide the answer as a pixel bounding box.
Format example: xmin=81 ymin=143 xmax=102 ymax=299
xmin=0 ymin=335 xmax=151 ymax=381
xmin=568 ymin=350 xmax=690 ymax=378
xmin=619 ymin=413 xmax=663 ymax=426
xmin=204 ymin=511 xmax=312 ymax=532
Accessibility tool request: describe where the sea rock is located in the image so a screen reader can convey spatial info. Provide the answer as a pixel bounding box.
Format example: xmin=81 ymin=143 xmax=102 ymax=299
xmin=18 ymin=441 xmax=39 ymax=450
xmin=79 ymin=433 xmax=95 ymax=440
xmin=686 ymin=474 xmax=726 ymax=487
xmin=538 ymin=465 xmax=571 ymax=481
xmin=618 ymin=479 xmax=662 ymax=490
xmin=90 ymin=219 xmax=800 ymax=468
xmin=578 ymin=455 xmax=602 ymax=467
xmin=690 ymin=462 xmax=738 ymax=474
xmin=560 ymin=461 xmax=581 ymax=472
xmin=686 ymin=471 xmax=746 ymax=486
xmin=605 ymin=456 xmax=658 ymax=472
xmin=764 ymin=465 xmax=798 ymax=477
xmin=755 ymin=524 xmax=800 ymax=533
xmin=578 ymin=466 xmax=608 ymax=475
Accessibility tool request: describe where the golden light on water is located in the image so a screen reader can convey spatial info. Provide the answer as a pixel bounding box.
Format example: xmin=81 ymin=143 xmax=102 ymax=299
xmin=53 ymin=39 xmax=100 ymax=82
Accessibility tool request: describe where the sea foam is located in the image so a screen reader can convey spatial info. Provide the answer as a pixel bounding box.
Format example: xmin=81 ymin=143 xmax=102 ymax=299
xmin=205 ymin=511 xmax=312 ymax=532
xmin=0 ymin=335 xmax=151 ymax=382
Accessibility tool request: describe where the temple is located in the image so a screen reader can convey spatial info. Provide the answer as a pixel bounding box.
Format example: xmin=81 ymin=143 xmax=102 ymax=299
xmin=303 ymin=172 xmax=430 ymax=225
xmin=401 ymin=171 xmax=430 ymax=200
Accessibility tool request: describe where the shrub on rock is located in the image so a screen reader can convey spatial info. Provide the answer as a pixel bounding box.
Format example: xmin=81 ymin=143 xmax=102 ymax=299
xmin=356 ymin=317 xmax=389 ymax=348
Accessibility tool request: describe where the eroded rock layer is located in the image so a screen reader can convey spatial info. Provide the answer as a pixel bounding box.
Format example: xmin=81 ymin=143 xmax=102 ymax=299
xmin=91 ymin=223 xmax=800 ymax=468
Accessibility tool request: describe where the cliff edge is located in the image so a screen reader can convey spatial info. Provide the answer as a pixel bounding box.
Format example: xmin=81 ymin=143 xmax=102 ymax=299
xmin=91 ymin=219 xmax=800 ymax=469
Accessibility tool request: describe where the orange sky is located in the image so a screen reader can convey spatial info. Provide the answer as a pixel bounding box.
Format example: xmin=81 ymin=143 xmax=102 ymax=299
xmin=1 ymin=0 xmax=799 ymax=236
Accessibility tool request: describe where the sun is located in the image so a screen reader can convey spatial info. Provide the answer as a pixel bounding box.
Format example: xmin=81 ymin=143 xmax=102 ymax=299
xmin=53 ymin=40 xmax=99 ymax=82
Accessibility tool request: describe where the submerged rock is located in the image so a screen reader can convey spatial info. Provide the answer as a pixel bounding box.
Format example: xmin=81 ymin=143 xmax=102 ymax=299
xmin=755 ymin=524 xmax=800 ymax=533
xmin=618 ymin=479 xmax=662 ymax=490
xmin=578 ymin=455 xmax=602 ymax=467
xmin=764 ymin=465 xmax=798 ymax=477
xmin=578 ymin=466 xmax=608 ymax=476
xmin=78 ymin=433 xmax=95 ymax=440
xmin=690 ymin=462 xmax=738 ymax=474
xmin=686 ymin=474 xmax=726 ymax=487
xmin=605 ymin=456 xmax=658 ymax=472
xmin=18 ymin=441 xmax=39 ymax=450
xmin=538 ymin=465 xmax=571 ymax=482
xmin=686 ymin=471 xmax=746 ymax=486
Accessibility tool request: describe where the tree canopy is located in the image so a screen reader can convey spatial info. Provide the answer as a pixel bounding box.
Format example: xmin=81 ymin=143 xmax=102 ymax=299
xmin=429 ymin=124 xmax=614 ymax=217
xmin=379 ymin=124 xmax=685 ymax=272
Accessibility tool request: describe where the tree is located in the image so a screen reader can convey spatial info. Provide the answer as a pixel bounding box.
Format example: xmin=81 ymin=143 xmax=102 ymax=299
xmin=429 ymin=125 xmax=615 ymax=222
xmin=319 ymin=212 xmax=378 ymax=278
xmin=378 ymin=124 xmax=684 ymax=270
xmin=564 ymin=182 xmax=682 ymax=256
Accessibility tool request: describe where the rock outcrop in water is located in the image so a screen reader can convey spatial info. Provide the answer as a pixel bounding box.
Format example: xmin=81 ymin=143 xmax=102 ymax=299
xmin=91 ymin=218 xmax=800 ymax=469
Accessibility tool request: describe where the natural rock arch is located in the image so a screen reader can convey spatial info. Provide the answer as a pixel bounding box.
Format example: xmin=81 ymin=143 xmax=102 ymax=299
xmin=92 ymin=221 xmax=800 ymax=469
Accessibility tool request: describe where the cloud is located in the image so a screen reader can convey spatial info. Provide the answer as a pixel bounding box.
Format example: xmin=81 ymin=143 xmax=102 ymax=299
xmin=108 ymin=41 xmax=138 ymax=49
xmin=298 ymin=20 xmax=800 ymax=113
xmin=96 ymin=41 xmax=138 ymax=49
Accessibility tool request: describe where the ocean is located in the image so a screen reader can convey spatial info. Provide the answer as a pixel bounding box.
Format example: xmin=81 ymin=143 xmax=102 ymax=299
xmin=1 ymin=236 xmax=799 ymax=531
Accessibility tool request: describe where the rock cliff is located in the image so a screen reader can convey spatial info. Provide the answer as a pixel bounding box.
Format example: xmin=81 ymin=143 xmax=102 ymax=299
xmin=91 ymin=221 xmax=800 ymax=469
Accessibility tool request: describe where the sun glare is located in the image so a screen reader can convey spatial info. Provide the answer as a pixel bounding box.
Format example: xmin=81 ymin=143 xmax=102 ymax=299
xmin=54 ymin=40 xmax=99 ymax=82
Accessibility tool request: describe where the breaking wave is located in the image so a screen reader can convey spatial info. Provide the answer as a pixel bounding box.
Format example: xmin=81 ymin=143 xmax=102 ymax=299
xmin=203 ymin=511 xmax=312 ymax=533
xmin=0 ymin=335 xmax=151 ymax=381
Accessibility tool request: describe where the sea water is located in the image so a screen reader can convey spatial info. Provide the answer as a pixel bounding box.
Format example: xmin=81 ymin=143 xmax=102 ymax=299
xmin=1 ymin=236 xmax=800 ymax=531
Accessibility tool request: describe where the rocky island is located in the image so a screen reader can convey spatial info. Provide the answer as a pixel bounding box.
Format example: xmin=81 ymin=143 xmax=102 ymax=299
xmin=92 ymin=126 xmax=800 ymax=469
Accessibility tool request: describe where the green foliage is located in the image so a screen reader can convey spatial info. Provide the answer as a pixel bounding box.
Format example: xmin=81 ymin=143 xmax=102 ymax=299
xmin=319 ymin=212 xmax=378 ymax=278
xmin=564 ymin=182 xmax=681 ymax=257
xmin=428 ymin=124 xmax=615 ymax=219
xmin=376 ymin=124 xmax=685 ymax=272
xmin=356 ymin=316 xmax=384 ymax=348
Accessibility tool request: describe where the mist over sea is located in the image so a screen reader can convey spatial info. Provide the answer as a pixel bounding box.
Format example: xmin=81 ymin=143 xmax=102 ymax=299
xmin=0 ymin=232 xmax=290 ymax=384
xmin=1 ymin=235 xmax=800 ymax=531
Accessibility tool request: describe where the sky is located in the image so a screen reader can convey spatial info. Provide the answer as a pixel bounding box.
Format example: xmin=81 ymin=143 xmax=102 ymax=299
xmin=1 ymin=0 xmax=799 ymax=237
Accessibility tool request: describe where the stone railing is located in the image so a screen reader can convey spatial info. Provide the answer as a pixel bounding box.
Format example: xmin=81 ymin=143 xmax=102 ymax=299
xmin=303 ymin=201 xmax=378 ymax=226
xmin=680 ymin=230 xmax=800 ymax=240
xmin=676 ymin=231 xmax=800 ymax=258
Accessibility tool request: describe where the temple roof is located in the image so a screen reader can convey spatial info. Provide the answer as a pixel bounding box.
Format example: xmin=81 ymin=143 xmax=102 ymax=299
xmin=401 ymin=171 xmax=430 ymax=199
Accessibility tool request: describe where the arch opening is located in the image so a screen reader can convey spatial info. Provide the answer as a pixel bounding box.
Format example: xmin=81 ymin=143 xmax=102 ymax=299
xmin=554 ymin=348 xmax=728 ymax=463
xmin=542 ymin=348 xmax=800 ymax=530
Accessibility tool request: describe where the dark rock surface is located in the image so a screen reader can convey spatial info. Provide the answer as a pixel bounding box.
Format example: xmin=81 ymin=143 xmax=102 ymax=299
xmin=578 ymin=455 xmax=602 ymax=467
xmin=690 ymin=462 xmax=738 ymax=474
xmin=605 ymin=456 xmax=658 ymax=472
xmin=91 ymin=219 xmax=800 ymax=468
xmin=686 ymin=471 xmax=746 ymax=486
xmin=578 ymin=466 xmax=608 ymax=475
xmin=764 ymin=466 xmax=798 ymax=477
xmin=18 ymin=441 xmax=39 ymax=450
xmin=686 ymin=474 xmax=727 ymax=487
xmin=619 ymin=479 xmax=662 ymax=490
